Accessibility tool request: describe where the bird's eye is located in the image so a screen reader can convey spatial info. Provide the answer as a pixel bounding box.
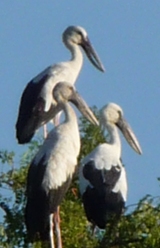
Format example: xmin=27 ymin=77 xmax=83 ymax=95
xmin=77 ymin=31 xmax=82 ymax=36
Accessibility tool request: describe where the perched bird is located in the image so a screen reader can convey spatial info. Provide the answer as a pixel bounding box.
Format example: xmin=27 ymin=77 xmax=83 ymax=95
xmin=79 ymin=103 xmax=142 ymax=229
xmin=16 ymin=25 xmax=104 ymax=144
xmin=25 ymin=82 xmax=99 ymax=248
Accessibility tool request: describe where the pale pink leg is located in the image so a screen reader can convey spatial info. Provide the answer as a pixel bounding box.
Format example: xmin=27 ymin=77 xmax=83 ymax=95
xmin=43 ymin=124 xmax=48 ymax=139
xmin=53 ymin=206 xmax=62 ymax=248
xmin=52 ymin=111 xmax=62 ymax=126
xmin=49 ymin=213 xmax=55 ymax=248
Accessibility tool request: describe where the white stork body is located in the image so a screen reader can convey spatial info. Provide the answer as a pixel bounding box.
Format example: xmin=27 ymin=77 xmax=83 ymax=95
xmin=16 ymin=25 xmax=104 ymax=144
xmin=33 ymin=47 xmax=83 ymax=112
xmin=34 ymin=107 xmax=80 ymax=191
xmin=25 ymin=82 xmax=98 ymax=247
xmin=79 ymin=103 xmax=142 ymax=229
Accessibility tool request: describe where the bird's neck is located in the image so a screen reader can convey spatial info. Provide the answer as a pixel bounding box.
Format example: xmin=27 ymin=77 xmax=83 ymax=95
xmin=106 ymin=123 xmax=121 ymax=155
xmin=63 ymin=102 xmax=78 ymax=126
xmin=67 ymin=43 xmax=83 ymax=72
xmin=62 ymin=102 xmax=80 ymax=152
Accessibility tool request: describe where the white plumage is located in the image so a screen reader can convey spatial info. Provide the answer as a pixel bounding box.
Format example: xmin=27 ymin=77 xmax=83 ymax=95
xmin=79 ymin=103 xmax=142 ymax=229
xmin=25 ymin=82 xmax=98 ymax=248
xmin=16 ymin=25 xmax=104 ymax=144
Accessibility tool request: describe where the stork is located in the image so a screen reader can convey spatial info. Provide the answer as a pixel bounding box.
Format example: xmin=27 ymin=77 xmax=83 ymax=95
xmin=25 ymin=82 xmax=99 ymax=248
xmin=79 ymin=103 xmax=142 ymax=230
xmin=16 ymin=25 xmax=105 ymax=144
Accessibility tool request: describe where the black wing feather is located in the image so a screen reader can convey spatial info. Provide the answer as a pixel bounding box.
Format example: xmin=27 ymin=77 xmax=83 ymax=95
xmin=82 ymin=160 xmax=125 ymax=228
xmin=25 ymin=156 xmax=49 ymax=241
xmin=16 ymin=74 xmax=61 ymax=144
xmin=83 ymin=160 xmax=121 ymax=193
xmin=16 ymin=75 xmax=48 ymax=143
xmin=25 ymin=156 xmax=72 ymax=241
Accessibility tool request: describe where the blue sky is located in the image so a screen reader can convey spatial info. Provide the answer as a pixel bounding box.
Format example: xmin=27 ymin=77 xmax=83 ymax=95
xmin=0 ymin=1 xmax=160 ymax=210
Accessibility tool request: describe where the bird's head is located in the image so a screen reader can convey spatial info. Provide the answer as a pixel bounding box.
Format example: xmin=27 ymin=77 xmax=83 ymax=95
xmin=63 ymin=25 xmax=105 ymax=72
xmin=100 ymin=103 xmax=142 ymax=155
xmin=63 ymin=26 xmax=88 ymax=45
xmin=101 ymin=103 xmax=123 ymax=126
xmin=53 ymin=82 xmax=74 ymax=103
xmin=53 ymin=82 xmax=99 ymax=126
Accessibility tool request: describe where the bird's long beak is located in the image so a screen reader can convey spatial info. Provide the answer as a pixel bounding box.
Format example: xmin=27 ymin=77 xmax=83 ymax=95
xmin=81 ymin=37 xmax=105 ymax=72
xmin=70 ymin=91 xmax=99 ymax=126
xmin=116 ymin=117 xmax=142 ymax=155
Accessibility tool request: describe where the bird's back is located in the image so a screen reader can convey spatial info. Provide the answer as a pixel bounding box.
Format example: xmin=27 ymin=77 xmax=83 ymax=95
xmin=25 ymin=108 xmax=80 ymax=241
xmin=79 ymin=143 xmax=127 ymax=228
xmin=16 ymin=58 xmax=82 ymax=144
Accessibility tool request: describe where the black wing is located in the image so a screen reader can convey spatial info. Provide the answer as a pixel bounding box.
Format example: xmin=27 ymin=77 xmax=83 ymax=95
xmin=25 ymin=155 xmax=72 ymax=241
xmin=83 ymin=160 xmax=121 ymax=194
xmin=25 ymin=156 xmax=50 ymax=241
xmin=82 ymin=160 xmax=125 ymax=228
xmin=16 ymin=73 xmax=62 ymax=144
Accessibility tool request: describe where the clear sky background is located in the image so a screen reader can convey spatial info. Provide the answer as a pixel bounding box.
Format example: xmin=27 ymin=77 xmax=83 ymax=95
xmin=0 ymin=1 xmax=160 ymax=210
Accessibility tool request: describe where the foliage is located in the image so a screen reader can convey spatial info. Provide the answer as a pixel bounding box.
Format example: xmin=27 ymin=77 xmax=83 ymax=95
xmin=98 ymin=195 xmax=160 ymax=248
xmin=60 ymin=179 xmax=98 ymax=248
xmin=79 ymin=106 xmax=106 ymax=159
xmin=0 ymin=151 xmax=15 ymax=165
xmin=0 ymin=109 xmax=160 ymax=247
xmin=0 ymin=140 xmax=41 ymax=248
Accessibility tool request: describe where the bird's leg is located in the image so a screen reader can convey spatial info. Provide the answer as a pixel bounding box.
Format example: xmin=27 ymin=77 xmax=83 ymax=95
xmin=52 ymin=111 xmax=62 ymax=126
xmin=53 ymin=206 xmax=62 ymax=248
xmin=91 ymin=224 xmax=96 ymax=236
xmin=43 ymin=124 xmax=48 ymax=139
xmin=43 ymin=109 xmax=62 ymax=139
xmin=49 ymin=213 xmax=55 ymax=248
